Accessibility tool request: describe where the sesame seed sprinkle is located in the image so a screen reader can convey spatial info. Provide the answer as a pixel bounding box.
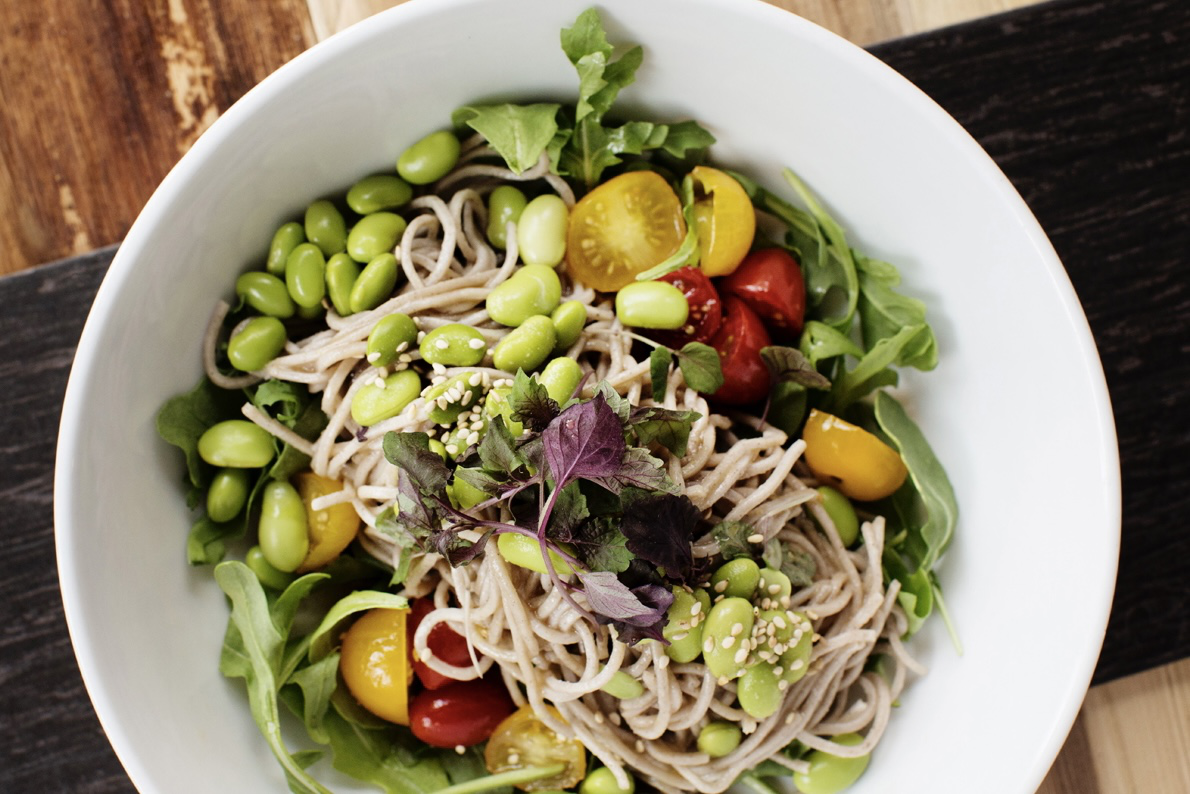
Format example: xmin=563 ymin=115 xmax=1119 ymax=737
xmin=468 ymin=338 xmax=485 ymax=350
xmin=721 ymin=636 xmax=736 ymax=649
xmin=366 ymin=352 xmax=381 ymax=363
xmin=714 ymin=580 xmax=728 ymax=593
xmin=747 ymin=533 xmax=764 ymax=544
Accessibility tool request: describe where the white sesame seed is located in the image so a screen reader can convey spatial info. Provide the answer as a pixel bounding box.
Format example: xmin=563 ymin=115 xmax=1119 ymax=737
xmin=790 ymin=659 xmax=804 ymax=671
xmin=747 ymin=533 xmax=764 ymax=544
xmin=445 ymin=444 xmax=458 ymax=456
xmin=635 ymin=740 xmax=645 ymax=753
xmin=778 ymin=679 xmax=789 ymax=691
xmin=396 ymin=341 xmax=409 ymax=353
xmin=594 ymin=712 xmax=604 ymax=724
xmin=432 ymin=363 xmax=446 ymax=374
xmin=398 ymin=353 xmax=412 ymax=363
xmin=417 ymin=331 xmax=426 ymax=343
xmin=773 ymin=666 xmax=784 ymax=677
xmin=610 ymin=713 xmax=622 ymax=726
xmin=721 ymin=636 xmax=736 ymax=649
xmin=713 ymin=580 xmax=728 ymax=593
xmin=456 ymin=745 xmax=467 ymax=755
xmin=772 ymin=615 xmax=787 ymax=630
xmin=468 ymin=338 xmax=485 ymax=350
xmin=466 ymin=431 xmax=479 ymax=446
xmin=690 ymin=603 xmax=701 ymax=616
xmin=806 ymin=609 xmax=819 ymax=620
xmin=733 ymin=648 xmax=748 ymax=665
xmin=366 ymin=351 xmax=381 ymax=363
xmin=436 ymin=397 xmax=450 ymax=410
xmin=785 ymin=714 xmax=796 ymax=725
xmin=672 ymin=631 xmax=688 ymax=641
xmin=431 ymin=375 xmax=446 ymax=385
xmin=717 ymin=676 xmax=730 ymax=686
xmin=704 ymin=638 xmax=715 ymax=654
xmin=373 ymin=376 xmax=386 ymax=388
xmin=730 ymin=623 xmax=744 ymax=637
xmin=713 ymin=594 xmax=725 ymax=604
xmin=471 ymin=420 xmax=485 ymax=431
xmin=767 ymin=584 xmax=781 ymax=595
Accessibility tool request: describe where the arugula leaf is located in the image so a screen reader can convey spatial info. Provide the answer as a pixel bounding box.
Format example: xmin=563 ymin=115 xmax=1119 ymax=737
xmin=374 ymin=507 xmax=421 ymax=585
xmin=649 ymin=346 xmax=673 ymax=401
xmin=287 ymin=652 xmax=340 ymax=745
xmin=676 ymin=342 xmax=724 ymax=394
xmin=799 ymin=320 xmax=863 ymax=369
xmin=825 ymin=325 xmax=925 ymax=412
xmin=322 ymin=709 xmax=451 ymax=794
xmin=759 ymin=345 xmax=831 ymax=391
xmin=856 ymin=254 xmax=938 ymax=371
xmin=156 ymin=376 xmax=242 ymax=488
xmin=659 ymin=120 xmax=717 ymax=158
xmin=452 ymin=104 xmax=561 ymax=173
xmin=781 ymin=168 xmax=860 ymax=331
xmin=308 ymin=589 xmax=410 ymax=663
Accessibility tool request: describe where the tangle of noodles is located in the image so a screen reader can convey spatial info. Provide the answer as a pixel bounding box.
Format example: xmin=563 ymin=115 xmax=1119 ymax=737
xmin=205 ymin=138 xmax=922 ymax=794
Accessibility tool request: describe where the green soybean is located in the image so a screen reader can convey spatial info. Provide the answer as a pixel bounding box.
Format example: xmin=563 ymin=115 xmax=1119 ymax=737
xmin=266 ymin=221 xmax=305 ymax=277
xmin=486 ymin=264 xmax=562 ymax=327
xmin=422 ymin=371 xmax=484 ymax=425
xmin=347 ymin=212 xmax=407 ymax=264
xmin=697 ymin=722 xmax=742 ymax=758
xmin=235 ymin=271 xmax=295 ymax=319
xmin=600 ymin=671 xmax=644 ymax=700
xmin=711 ymin=557 xmax=761 ymax=600
xmin=702 ymin=597 xmax=755 ymax=680
xmin=420 ymin=323 xmax=487 ymax=367
xmin=325 ymin=253 xmax=361 ymax=316
xmin=816 ymin=486 xmax=859 ymax=547
xmin=482 ymin=387 xmax=524 ymax=437
xmin=349 ymin=252 xmax=399 ymax=313
xmin=792 ymin=733 xmax=870 ymax=794
xmin=663 ymin=588 xmax=705 ymax=664
xmin=757 ymin=567 xmax=793 ymax=602
xmin=428 ymin=438 xmax=448 ymax=459
xmin=227 ymin=316 xmax=287 ymax=372
xmin=779 ymin=612 xmax=814 ymax=683
xmin=246 ymin=545 xmax=294 ymax=591
xmin=397 ymin=130 xmax=460 ymax=185
xmin=492 ymin=315 xmax=556 ymax=373
xmin=197 ymin=420 xmax=275 ymax=468
xmin=304 ymin=199 xmax=347 ymax=257
xmin=551 ymin=300 xmax=587 ymax=351
xmin=206 ymin=467 xmax=250 ymax=523
xmin=259 ymin=480 xmax=309 ymax=573
xmin=615 ymin=280 xmax=689 ymax=330
xmin=486 ymin=185 xmax=527 ymax=249
xmin=496 ymin=532 xmax=574 ymax=575
xmin=738 ymin=663 xmax=782 ymax=720
xmin=538 ymin=357 xmax=583 ymax=404
xmin=516 ymin=194 xmax=568 ymax=267
xmin=447 ymin=475 xmax=487 ymax=510
xmin=580 ymin=767 xmax=634 ymax=794
xmin=350 ymin=369 xmax=422 ymax=427
xmin=285 ymin=243 xmax=327 ymax=309
xmin=297 ymin=303 xmax=325 ymax=320
xmin=366 ymin=312 xmax=418 ymax=367
xmin=347 ymin=174 xmax=412 ymax=214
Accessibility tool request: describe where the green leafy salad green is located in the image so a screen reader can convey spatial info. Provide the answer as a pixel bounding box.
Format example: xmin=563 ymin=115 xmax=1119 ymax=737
xmin=155 ymin=8 xmax=957 ymax=794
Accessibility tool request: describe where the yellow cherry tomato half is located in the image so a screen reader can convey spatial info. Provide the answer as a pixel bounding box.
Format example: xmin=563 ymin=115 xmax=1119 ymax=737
xmin=690 ymin=165 xmax=755 ymax=277
xmin=565 ymin=171 xmax=685 ymax=292
xmin=339 ymin=608 xmax=413 ymax=725
xmin=294 ymin=471 xmax=360 ymax=572
xmin=802 ymin=409 xmax=908 ymax=502
xmin=484 ymin=704 xmax=587 ymax=791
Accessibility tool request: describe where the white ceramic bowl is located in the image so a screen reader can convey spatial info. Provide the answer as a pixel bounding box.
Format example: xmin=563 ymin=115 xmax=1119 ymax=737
xmin=55 ymin=0 xmax=1120 ymax=792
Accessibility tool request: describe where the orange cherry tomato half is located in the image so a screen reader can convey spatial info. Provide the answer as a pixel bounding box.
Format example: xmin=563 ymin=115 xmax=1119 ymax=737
xmin=648 ymin=266 xmax=723 ymax=348
xmin=408 ymin=678 xmax=516 ymax=749
xmin=339 ymin=608 xmax=413 ymax=725
xmin=294 ymin=471 xmax=360 ymax=572
xmin=802 ymin=409 xmax=909 ymax=502
xmin=565 ymin=171 xmax=686 ymax=292
xmin=407 ymin=598 xmax=475 ymax=690
xmin=719 ymin=248 xmax=807 ymax=338
xmin=690 ymin=165 xmax=756 ymax=277
xmin=485 ymin=705 xmax=588 ymax=791
xmin=708 ymin=295 xmax=772 ymax=405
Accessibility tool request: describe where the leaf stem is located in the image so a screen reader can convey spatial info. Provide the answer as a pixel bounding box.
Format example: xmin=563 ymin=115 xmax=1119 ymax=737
xmin=435 ymin=764 xmax=567 ymax=794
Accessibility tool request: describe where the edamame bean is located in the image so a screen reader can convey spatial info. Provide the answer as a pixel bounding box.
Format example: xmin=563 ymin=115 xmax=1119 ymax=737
xmin=350 ymin=369 xmax=422 ymax=427
xmin=207 ymin=467 xmax=250 ymax=523
xmin=600 ymin=671 xmax=644 ymax=700
xmin=397 ymin=130 xmax=460 ymax=185
xmin=580 ymin=767 xmax=634 ymax=794
xmin=198 ymin=420 xmax=275 ymax=468
xmin=326 ymin=253 xmax=361 ymax=316
xmin=486 ymin=264 xmax=562 ymax=327
xmin=516 ymin=195 xmax=568 ymax=267
xmin=538 ymin=357 xmax=583 ymax=404
xmin=266 ymin=221 xmax=305 ymax=277
xmin=551 ymin=300 xmax=587 ymax=351
xmin=792 ymin=733 xmax=870 ymax=794
xmin=816 ymin=486 xmax=859 ymax=547
xmin=447 ymin=475 xmax=487 ymax=510
xmin=779 ymin=612 xmax=814 ymax=683
xmin=227 ymin=316 xmax=287 ymax=372
xmin=285 ymin=243 xmax=327 ymax=309
xmin=347 ymin=212 xmax=407 ymax=263
xmin=615 ymin=280 xmax=689 ymax=330
xmin=738 ymin=663 xmax=782 ymax=720
xmin=702 ymin=597 xmax=755 ymax=680
xmin=496 ymin=532 xmax=574 ymax=575
xmin=297 ymin=303 xmax=325 ymax=320
xmin=486 ymin=185 xmax=527 ymax=249
xmin=697 ymin=722 xmax=742 ymax=758
xmin=235 ymin=271 xmax=295 ymax=319
xmin=664 ymin=588 xmax=705 ymax=664
xmin=428 ymin=438 xmax=448 ymax=459
xmin=259 ymin=480 xmax=309 ymax=573
xmin=422 ymin=371 xmax=484 ymax=425
xmin=246 ymin=545 xmax=294 ymax=591
xmin=305 ymin=199 xmax=347 ymax=257
xmin=420 ymin=323 xmax=487 ymax=367
xmin=711 ymin=557 xmax=761 ymax=600
xmin=349 ymin=252 xmax=399 ymax=313
xmin=492 ymin=315 xmax=556 ymax=373
xmin=757 ymin=567 xmax=793 ymax=602
xmin=366 ymin=312 xmax=418 ymax=367
xmin=347 ymin=174 xmax=412 ymax=214
xmin=482 ymin=387 xmax=524 ymax=437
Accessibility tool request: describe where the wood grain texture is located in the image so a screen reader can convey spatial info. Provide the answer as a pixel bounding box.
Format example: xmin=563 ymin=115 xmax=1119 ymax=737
xmin=0 ymin=0 xmax=315 ymax=276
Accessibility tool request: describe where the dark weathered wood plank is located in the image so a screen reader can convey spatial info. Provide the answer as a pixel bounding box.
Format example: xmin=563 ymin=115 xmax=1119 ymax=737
xmin=0 ymin=0 xmax=314 ymax=275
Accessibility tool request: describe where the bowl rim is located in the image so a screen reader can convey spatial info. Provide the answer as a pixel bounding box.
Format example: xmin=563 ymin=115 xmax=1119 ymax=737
xmin=53 ymin=0 xmax=1121 ymax=791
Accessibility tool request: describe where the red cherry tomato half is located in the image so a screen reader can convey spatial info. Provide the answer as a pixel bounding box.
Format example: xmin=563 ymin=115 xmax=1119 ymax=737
xmin=648 ymin=267 xmax=723 ymax=348
xmin=718 ymin=248 xmax=807 ymax=338
xmin=408 ymin=678 xmax=516 ymax=749
xmin=708 ymin=295 xmax=772 ymax=406
xmin=407 ymin=598 xmax=475 ymax=690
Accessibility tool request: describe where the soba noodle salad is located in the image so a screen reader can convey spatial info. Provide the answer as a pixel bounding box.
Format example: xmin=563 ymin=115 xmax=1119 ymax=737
xmin=156 ymin=10 xmax=957 ymax=794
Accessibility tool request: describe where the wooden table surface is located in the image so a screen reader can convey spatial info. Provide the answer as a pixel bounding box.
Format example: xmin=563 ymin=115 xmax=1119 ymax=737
xmin=1 ymin=0 xmax=1187 ymax=792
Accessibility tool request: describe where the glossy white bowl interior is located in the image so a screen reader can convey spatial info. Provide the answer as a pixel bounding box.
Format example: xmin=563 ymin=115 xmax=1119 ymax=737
xmin=55 ymin=0 xmax=1120 ymax=791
